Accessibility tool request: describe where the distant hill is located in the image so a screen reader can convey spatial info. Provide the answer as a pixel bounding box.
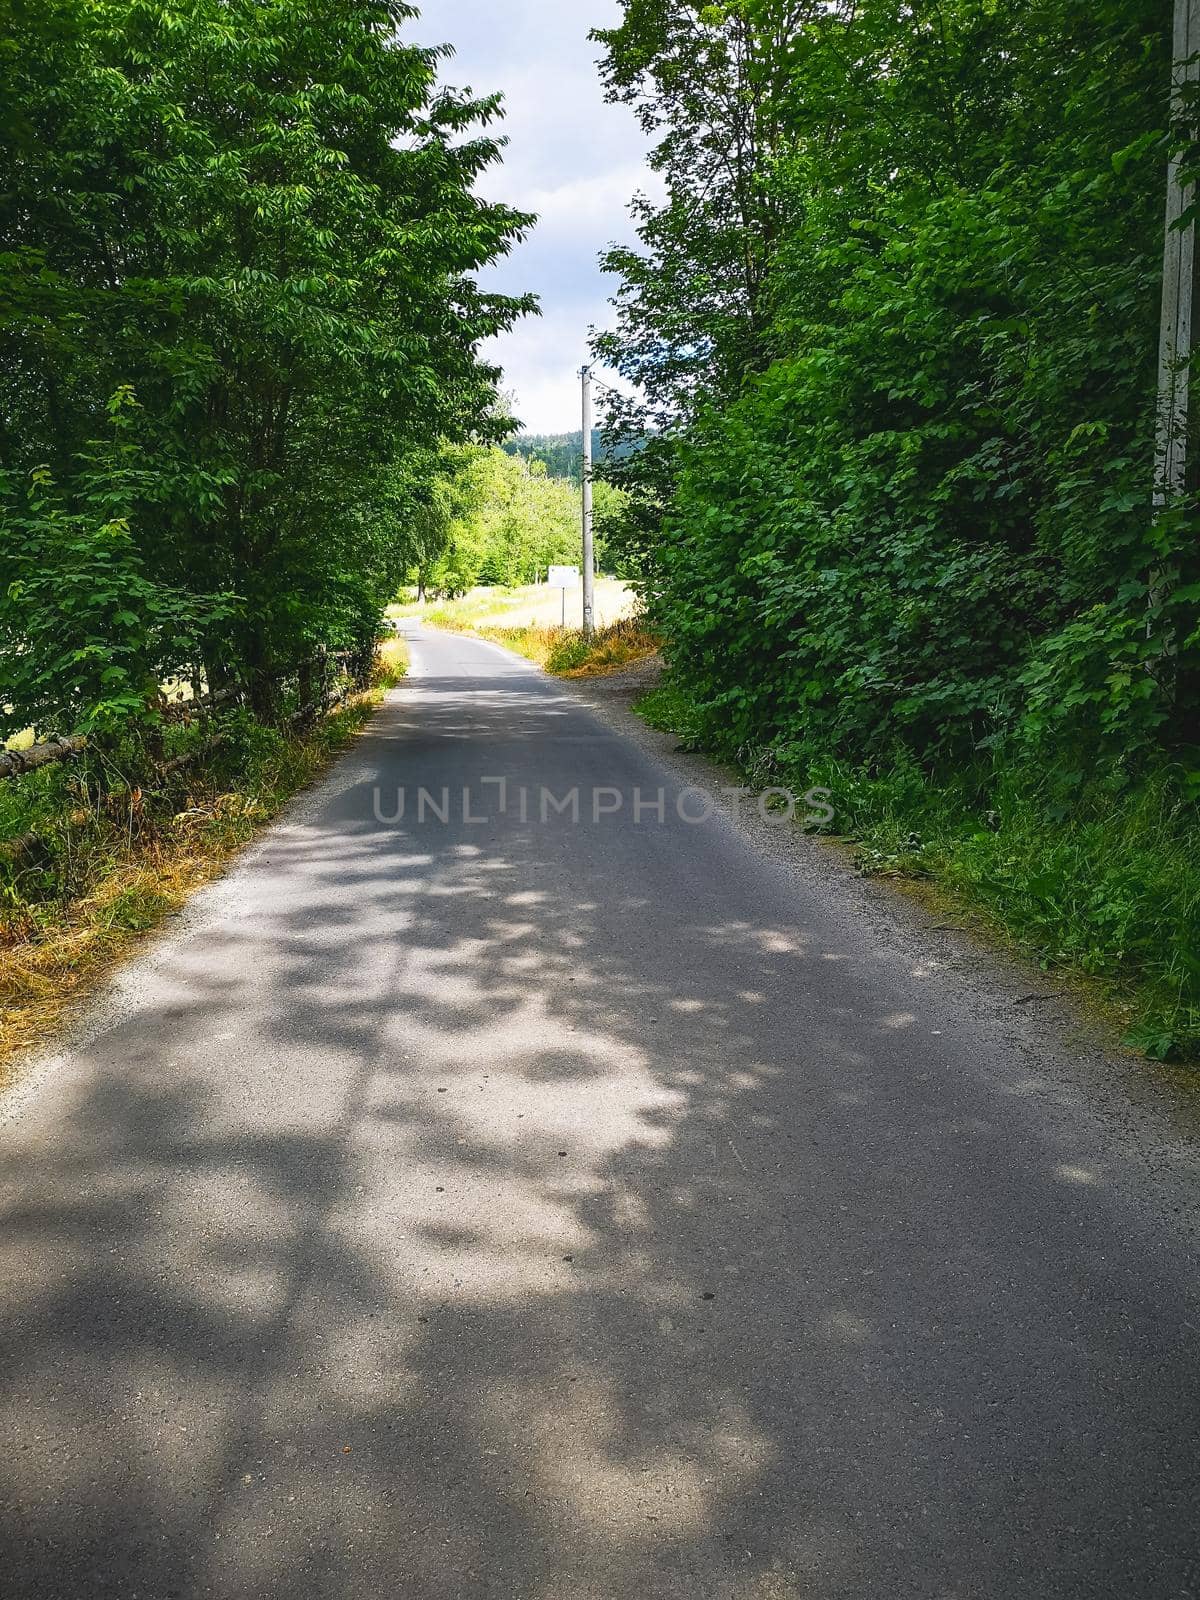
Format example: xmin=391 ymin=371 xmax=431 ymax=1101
xmin=500 ymin=431 xmax=596 ymax=481
xmin=501 ymin=430 xmax=639 ymax=482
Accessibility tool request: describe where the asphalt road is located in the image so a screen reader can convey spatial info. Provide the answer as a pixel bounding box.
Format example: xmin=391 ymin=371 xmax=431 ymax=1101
xmin=2 ymin=625 xmax=1199 ymax=1599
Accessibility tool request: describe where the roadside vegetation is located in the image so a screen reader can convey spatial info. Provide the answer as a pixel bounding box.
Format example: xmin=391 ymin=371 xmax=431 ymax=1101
xmin=638 ymin=681 xmax=1198 ymax=1060
xmin=0 ymin=642 xmax=406 ymax=1084
xmin=596 ymin=0 xmax=1200 ymax=1061
xmin=426 ymin=609 xmax=659 ymax=677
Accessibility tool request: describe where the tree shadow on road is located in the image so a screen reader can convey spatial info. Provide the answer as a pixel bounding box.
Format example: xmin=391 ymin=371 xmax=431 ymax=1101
xmin=1 ymin=669 xmax=1198 ymax=1599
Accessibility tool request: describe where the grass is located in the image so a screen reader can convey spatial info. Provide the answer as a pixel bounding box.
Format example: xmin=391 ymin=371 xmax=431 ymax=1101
xmin=423 ymin=610 xmax=660 ymax=678
xmin=636 ymin=680 xmax=709 ymax=745
xmin=394 ymin=578 xmax=641 ymax=632
xmin=394 ymin=588 xmax=524 ymax=626
xmin=0 ymin=637 xmax=407 ymax=1085
xmin=636 ymin=675 xmax=1200 ymax=1064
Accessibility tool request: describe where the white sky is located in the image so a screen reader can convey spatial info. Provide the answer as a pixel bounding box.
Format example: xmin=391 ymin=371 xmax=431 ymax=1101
xmin=416 ymin=1 xmax=658 ymax=433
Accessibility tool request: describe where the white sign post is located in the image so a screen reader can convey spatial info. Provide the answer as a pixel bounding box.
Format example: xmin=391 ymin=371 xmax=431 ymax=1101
xmin=547 ymin=565 xmax=580 ymax=627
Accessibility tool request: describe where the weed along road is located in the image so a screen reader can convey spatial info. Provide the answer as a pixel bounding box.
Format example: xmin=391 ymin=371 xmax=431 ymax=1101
xmin=1 ymin=623 xmax=1198 ymax=1600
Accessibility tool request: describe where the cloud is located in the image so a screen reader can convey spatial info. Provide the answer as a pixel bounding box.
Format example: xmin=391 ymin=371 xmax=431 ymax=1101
xmin=499 ymin=168 xmax=662 ymax=234
xmin=416 ymin=0 xmax=654 ymax=432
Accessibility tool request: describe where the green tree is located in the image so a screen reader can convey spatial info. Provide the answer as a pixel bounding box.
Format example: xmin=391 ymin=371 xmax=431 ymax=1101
xmin=594 ymin=0 xmax=1193 ymax=768
xmin=423 ymin=448 xmax=584 ymax=595
xmin=1 ymin=0 xmax=533 ymax=730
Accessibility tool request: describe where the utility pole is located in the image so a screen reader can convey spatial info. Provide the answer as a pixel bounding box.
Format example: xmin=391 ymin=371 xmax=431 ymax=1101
xmin=1153 ymin=0 xmax=1200 ymax=607
xmin=581 ymin=364 xmax=595 ymax=638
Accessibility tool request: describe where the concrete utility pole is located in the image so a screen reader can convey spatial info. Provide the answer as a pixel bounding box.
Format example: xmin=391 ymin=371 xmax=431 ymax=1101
xmin=581 ymin=364 xmax=595 ymax=638
xmin=1154 ymin=0 xmax=1200 ymax=544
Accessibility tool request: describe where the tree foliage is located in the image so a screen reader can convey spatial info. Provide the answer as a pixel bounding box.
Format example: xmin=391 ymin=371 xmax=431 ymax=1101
xmin=593 ymin=0 xmax=1198 ymax=772
xmin=395 ymin=445 xmax=619 ymax=596
xmin=1 ymin=0 xmax=532 ymax=735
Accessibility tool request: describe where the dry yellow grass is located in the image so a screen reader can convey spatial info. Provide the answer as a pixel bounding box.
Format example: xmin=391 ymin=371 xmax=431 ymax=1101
xmin=555 ymin=617 xmax=661 ymax=678
xmin=1 ymin=823 xmax=254 ymax=1080
xmin=425 ymin=612 xmax=659 ymax=678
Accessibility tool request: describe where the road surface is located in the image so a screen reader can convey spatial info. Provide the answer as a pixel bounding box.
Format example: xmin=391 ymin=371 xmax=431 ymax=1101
xmin=2 ymin=625 xmax=1198 ymax=1599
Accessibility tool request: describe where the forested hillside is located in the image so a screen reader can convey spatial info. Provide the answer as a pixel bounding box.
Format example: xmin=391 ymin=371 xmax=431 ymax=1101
xmin=500 ymin=429 xmax=637 ymax=481
xmin=502 ymin=431 xmax=601 ymax=482
xmin=594 ymin=0 xmax=1200 ymax=1055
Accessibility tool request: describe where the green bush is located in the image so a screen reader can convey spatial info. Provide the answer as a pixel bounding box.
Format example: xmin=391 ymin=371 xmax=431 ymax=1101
xmin=599 ymin=0 xmax=1196 ymax=772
